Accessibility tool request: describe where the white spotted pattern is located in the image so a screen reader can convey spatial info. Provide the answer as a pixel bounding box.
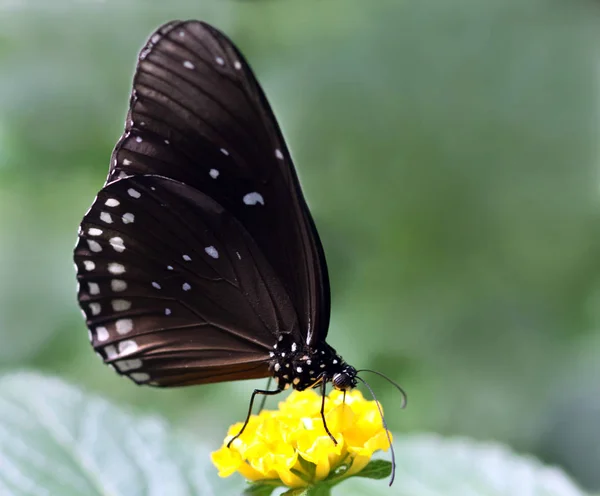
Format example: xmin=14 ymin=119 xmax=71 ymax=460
xmin=183 ymin=60 xmax=195 ymax=70
xmin=182 ymin=283 xmax=191 ymax=291
xmin=108 ymin=263 xmax=125 ymax=275
xmin=111 ymin=279 xmax=127 ymax=292
xmin=89 ymin=303 xmax=101 ymax=316
xmin=87 ymin=240 xmax=102 ymax=253
xmin=165 ymin=308 xmax=172 ymax=316
xmin=204 ymin=246 xmax=219 ymax=259
xmin=116 ymin=319 xmax=133 ymax=334
xmin=96 ymin=326 xmax=109 ymax=342
xmin=167 ymin=265 xmax=173 ymax=270
xmin=83 ymin=260 xmax=95 ymax=271
xmin=131 ymin=372 xmax=150 ymax=382
xmin=122 ymin=212 xmax=134 ymax=224
xmin=215 ymin=56 xmax=225 ymax=66
xmin=243 ymin=192 xmax=264 ymax=206
xmin=209 ymin=168 xmax=219 ymax=179
xmin=88 ymin=282 xmax=100 ymax=295
xmin=115 ymin=359 xmax=142 ymax=372
xmin=105 ymin=198 xmax=120 ymax=207
xmin=104 ymin=345 xmax=118 ymax=359
xmin=220 ymin=148 xmax=229 ymax=156
xmin=123 ymin=159 xmax=132 ymax=166
xmin=88 ymin=228 xmax=103 ymax=236
xmin=100 ymin=212 xmax=113 ymax=224
xmin=182 ymin=254 xmax=191 ymax=262
xmin=118 ymin=340 xmax=138 ymax=355
xmin=234 ymin=61 xmax=242 ymax=70
xmin=275 ymin=149 xmax=284 ymax=160
xmin=112 ymin=299 xmax=131 ymax=312
xmin=109 ymin=237 xmax=125 ymax=252
xmin=152 ymin=282 xmax=161 ymax=289
xmin=127 ymin=188 xmax=141 ymax=199
xmin=135 ymin=136 xmax=142 ymax=143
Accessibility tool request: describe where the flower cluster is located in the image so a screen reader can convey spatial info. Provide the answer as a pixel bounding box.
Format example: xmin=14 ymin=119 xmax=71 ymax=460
xmin=211 ymin=389 xmax=391 ymax=488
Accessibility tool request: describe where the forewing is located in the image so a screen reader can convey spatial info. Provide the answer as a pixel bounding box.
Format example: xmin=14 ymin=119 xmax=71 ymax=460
xmin=74 ymin=175 xmax=299 ymax=387
xmin=107 ymin=20 xmax=330 ymax=345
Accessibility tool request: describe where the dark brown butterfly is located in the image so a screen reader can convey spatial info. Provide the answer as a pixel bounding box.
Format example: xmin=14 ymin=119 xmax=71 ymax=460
xmin=73 ymin=20 xmax=400 ymax=480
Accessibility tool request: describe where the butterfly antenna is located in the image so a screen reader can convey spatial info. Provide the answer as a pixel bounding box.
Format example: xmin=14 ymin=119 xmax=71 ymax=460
xmin=356 ymin=368 xmax=407 ymax=409
xmin=355 ymin=375 xmax=396 ymax=486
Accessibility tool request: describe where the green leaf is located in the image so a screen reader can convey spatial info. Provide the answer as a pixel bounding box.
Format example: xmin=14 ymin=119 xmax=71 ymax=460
xmin=0 ymin=372 xmax=244 ymax=496
xmin=243 ymin=482 xmax=279 ymax=496
xmin=340 ymin=435 xmax=590 ymax=496
xmin=352 ymin=460 xmax=391 ymax=480
xmin=282 ymin=486 xmax=332 ymax=496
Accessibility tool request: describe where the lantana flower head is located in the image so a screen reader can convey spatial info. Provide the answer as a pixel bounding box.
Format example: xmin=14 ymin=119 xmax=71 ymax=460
xmin=211 ymin=389 xmax=391 ymax=489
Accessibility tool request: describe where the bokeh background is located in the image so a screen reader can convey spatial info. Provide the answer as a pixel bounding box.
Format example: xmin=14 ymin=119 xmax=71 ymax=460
xmin=1 ymin=0 xmax=599 ymax=491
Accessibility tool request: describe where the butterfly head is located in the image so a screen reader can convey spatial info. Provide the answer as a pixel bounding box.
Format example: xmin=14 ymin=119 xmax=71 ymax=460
xmin=332 ymin=365 xmax=357 ymax=391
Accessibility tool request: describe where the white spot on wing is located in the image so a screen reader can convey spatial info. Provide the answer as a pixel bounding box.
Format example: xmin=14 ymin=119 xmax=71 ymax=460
xmin=109 ymin=237 xmax=125 ymax=252
xmin=89 ymin=303 xmax=101 ymax=315
xmin=291 ymin=343 xmax=297 ymax=352
xmin=209 ymin=169 xmax=219 ymax=179
xmin=152 ymin=282 xmax=161 ymax=289
xmin=115 ymin=359 xmax=142 ymax=372
xmin=100 ymin=212 xmax=113 ymax=224
xmin=135 ymin=136 xmax=142 ymax=143
xmin=108 ymin=263 xmax=125 ymax=274
xmin=220 ymin=148 xmax=229 ymax=156
xmin=165 ymin=308 xmax=171 ymax=315
xmin=215 ymin=56 xmax=225 ymax=66
xmin=86 ymin=239 xmax=102 ymax=253
xmin=83 ymin=260 xmax=95 ymax=271
xmin=275 ymin=149 xmax=284 ymax=160
xmin=118 ymin=340 xmax=138 ymax=355
xmin=112 ymin=299 xmax=131 ymax=312
xmin=296 ymin=367 xmax=303 ymax=373
xmin=274 ymin=363 xmax=280 ymax=372
xmin=236 ymin=251 xmax=241 ymax=260
xmin=88 ymin=228 xmax=103 ymax=236
xmin=122 ymin=213 xmax=134 ymax=224
xmin=167 ymin=265 xmax=173 ymax=270
xmin=111 ymin=279 xmax=127 ymax=292
xmin=109 ymin=246 xmax=127 ymax=265
xmin=127 ymin=188 xmax=141 ymax=199
xmin=104 ymin=345 xmax=118 ymax=359
xmin=234 ymin=61 xmax=242 ymax=70
xmin=183 ymin=60 xmax=195 ymax=70
xmin=243 ymin=192 xmax=264 ymax=206
xmin=131 ymin=372 xmax=150 ymax=382
xmin=204 ymin=246 xmax=219 ymax=259
xmin=88 ymin=282 xmax=100 ymax=295
xmin=96 ymin=326 xmax=109 ymax=342
xmin=122 ymin=159 xmax=132 ymax=166
xmin=116 ymin=319 xmax=133 ymax=334
xmin=182 ymin=254 xmax=191 ymax=262
xmin=182 ymin=283 xmax=191 ymax=291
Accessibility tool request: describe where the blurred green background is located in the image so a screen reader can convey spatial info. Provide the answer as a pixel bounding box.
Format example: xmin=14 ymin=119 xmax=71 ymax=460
xmin=0 ymin=0 xmax=599 ymax=491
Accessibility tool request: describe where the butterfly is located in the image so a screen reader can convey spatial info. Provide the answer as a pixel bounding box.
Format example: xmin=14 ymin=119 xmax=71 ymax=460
xmin=73 ymin=20 xmax=401 ymax=479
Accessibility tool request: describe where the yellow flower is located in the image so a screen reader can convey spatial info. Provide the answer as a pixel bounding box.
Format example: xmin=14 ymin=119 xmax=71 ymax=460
xmin=211 ymin=389 xmax=392 ymax=488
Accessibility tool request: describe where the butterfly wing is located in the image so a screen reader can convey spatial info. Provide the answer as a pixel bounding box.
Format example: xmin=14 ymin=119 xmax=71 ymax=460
xmin=107 ymin=20 xmax=330 ymax=345
xmin=74 ymin=175 xmax=300 ymax=387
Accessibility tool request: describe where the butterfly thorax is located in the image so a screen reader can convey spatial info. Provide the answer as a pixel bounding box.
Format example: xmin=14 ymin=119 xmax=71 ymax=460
xmin=269 ymin=335 xmax=357 ymax=392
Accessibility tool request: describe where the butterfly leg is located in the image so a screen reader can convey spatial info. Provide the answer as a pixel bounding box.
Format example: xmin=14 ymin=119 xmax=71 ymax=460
xmin=256 ymin=377 xmax=273 ymax=413
xmin=227 ymin=385 xmax=283 ymax=447
xmin=320 ymin=380 xmax=337 ymax=445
